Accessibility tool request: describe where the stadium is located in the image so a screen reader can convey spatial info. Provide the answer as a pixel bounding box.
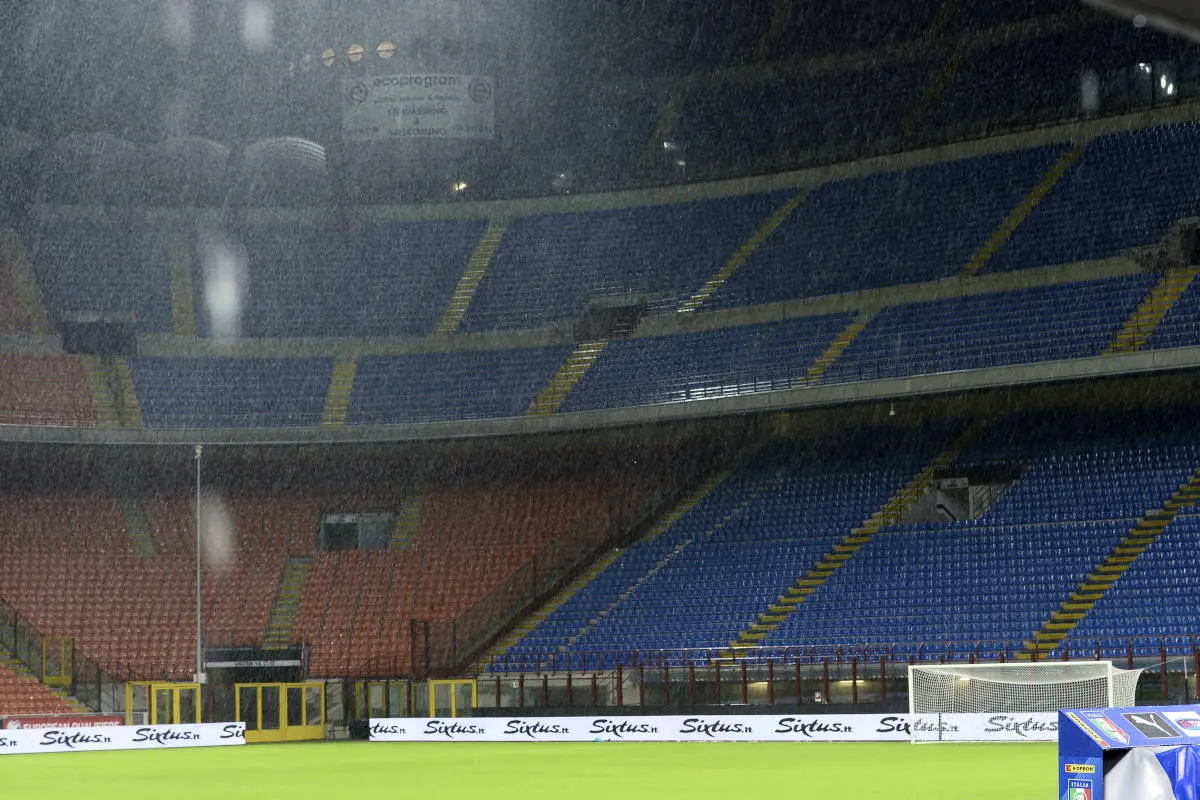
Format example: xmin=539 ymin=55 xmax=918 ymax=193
xmin=4 ymin=0 xmax=1200 ymax=796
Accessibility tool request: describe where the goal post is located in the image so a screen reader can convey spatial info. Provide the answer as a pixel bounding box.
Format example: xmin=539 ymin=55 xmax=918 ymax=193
xmin=907 ymin=662 xmax=1143 ymax=743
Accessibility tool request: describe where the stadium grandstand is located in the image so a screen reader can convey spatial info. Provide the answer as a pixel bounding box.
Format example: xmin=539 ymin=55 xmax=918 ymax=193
xmin=4 ymin=0 xmax=1200 ymax=794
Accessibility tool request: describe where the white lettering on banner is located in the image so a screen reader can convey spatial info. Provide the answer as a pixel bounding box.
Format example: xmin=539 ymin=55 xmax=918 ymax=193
xmin=910 ymin=713 xmax=1059 ymax=742
xmin=0 ymin=722 xmax=246 ymax=755
xmin=342 ymin=73 xmax=495 ymax=142
xmin=369 ymin=715 xmax=914 ymax=743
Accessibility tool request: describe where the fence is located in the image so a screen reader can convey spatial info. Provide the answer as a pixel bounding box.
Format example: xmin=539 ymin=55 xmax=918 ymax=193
xmin=470 ymin=637 xmax=1200 ymax=711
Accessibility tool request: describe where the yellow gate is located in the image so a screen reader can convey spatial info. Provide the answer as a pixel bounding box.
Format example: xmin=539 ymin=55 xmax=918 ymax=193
xmin=236 ymin=682 xmax=324 ymax=743
xmin=125 ymin=682 xmax=202 ymax=725
xmin=41 ymin=636 xmax=72 ymax=688
xmin=428 ymin=679 xmax=476 ymax=718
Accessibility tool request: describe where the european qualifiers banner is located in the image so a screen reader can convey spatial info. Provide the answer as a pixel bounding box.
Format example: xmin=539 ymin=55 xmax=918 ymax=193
xmin=342 ymin=73 xmax=496 ymax=142
xmin=371 ymin=715 xmax=917 ymax=743
xmin=0 ymin=722 xmax=246 ymax=755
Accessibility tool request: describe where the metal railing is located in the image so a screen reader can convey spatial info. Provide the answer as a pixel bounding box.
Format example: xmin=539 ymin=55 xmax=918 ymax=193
xmin=0 ymin=595 xmax=134 ymax=715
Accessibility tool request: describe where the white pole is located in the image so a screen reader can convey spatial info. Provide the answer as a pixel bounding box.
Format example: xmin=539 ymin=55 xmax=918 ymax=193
xmin=195 ymin=444 xmax=203 ymax=685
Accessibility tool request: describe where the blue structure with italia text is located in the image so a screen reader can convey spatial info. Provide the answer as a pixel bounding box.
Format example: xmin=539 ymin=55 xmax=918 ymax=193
xmin=1059 ymin=704 xmax=1200 ymax=799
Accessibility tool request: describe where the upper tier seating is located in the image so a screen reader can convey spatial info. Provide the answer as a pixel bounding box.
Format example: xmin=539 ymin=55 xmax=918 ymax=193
xmin=130 ymin=357 xmax=332 ymax=428
xmin=346 ymin=347 xmax=573 ymax=425
xmin=223 ymin=221 xmax=485 ymax=338
xmin=705 ymin=145 xmax=1068 ymax=310
xmin=561 ymin=313 xmax=854 ymax=412
xmin=820 ymin=275 xmax=1154 ymax=384
xmin=989 ymin=122 xmax=1200 ymax=272
xmin=459 ymin=193 xmax=789 ymax=332
xmin=0 ymin=356 xmax=95 ymax=427
xmin=31 ymin=222 xmax=173 ymax=333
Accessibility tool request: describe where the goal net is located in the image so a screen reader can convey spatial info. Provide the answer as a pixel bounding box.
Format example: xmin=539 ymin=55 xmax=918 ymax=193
xmin=908 ymin=662 xmax=1143 ymax=743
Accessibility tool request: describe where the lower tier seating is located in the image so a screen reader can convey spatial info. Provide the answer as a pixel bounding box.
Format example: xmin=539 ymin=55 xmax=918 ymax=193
xmin=498 ymin=424 xmax=953 ymax=671
xmin=0 ymin=659 xmax=79 ymax=717
xmin=496 ymin=411 xmax=1200 ymax=670
xmin=0 ymin=446 xmax=683 ymax=680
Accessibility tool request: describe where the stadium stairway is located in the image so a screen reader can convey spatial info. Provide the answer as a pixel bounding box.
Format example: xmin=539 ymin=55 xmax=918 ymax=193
xmin=434 ymin=220 xmax=508 ymax=336
xmin=118 ymin=495 xmax=158 ymax=556
xmin=477 ymin=467 xmax=737 ymax=670
xmin=263 ymin=556 xmax=311 ymax=650
xmin=526 ymin=340 xmax=609 ymax=416
xmin=1105 ymin=267 xmax=1200 ymax=354
xmin=800 ymin=310 xmax=875 ymax=384
xmin=959 ymin=144 xmax=1087 ymax=278
xmin=389 ymin=489 xmax=422 ymax=550
xmin=1021 ymin=468 xmax=1200 ymax=660
xmin=0 ymin=645 xmax=88 ymax=716
xmin=677 ymin=191 xmax=808 ymax=313
xmin=721 ymin=422 xmax=987 ymax=659
xmin=0 ymin=228 xmax=51 ymax=333
xmin=114 ymin=359 xmax=143 ymax=428
xmin=81 ymin=357 xmax=121 ymax=429
xmin=167 ymin=233 xmax=197 ymax=337
xmin=321 ymin=361 xmax=358 ymax=427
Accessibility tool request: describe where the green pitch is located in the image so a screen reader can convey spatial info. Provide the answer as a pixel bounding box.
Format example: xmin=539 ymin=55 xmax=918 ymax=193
xmin=0 ymin=741 xmax=1055 ymax=798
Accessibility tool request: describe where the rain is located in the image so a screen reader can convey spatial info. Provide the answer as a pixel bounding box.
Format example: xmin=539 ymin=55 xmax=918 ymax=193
xmin=1 ymin=0 xmax=1200 ymax=796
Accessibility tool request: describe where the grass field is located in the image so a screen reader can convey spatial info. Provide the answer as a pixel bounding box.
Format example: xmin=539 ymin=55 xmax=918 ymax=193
xmin=0 ymin=741 xmax=1056 ymax=798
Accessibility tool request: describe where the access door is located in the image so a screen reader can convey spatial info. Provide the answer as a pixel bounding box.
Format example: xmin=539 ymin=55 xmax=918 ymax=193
xmin=236 ymin=682 xmax=324 ymax=743
xmin=428 ymin=679 xmax=476 ymax=718
xmin=125 ymin=682 xmax=202 ymax=725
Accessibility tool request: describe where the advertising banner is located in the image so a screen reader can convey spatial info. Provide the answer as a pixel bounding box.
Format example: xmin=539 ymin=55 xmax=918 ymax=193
xmin=1 ymin=715 xmax=123 ymax=730
xmin=342 ymin=73 xmax=495 ymax=141
xmin=370 ymin=714 xmax=916 ymax=743
xmin=0 ymin=722 xmax=246 ymax=755
xmin=910 ymin=712 xmax=1059 ymax=742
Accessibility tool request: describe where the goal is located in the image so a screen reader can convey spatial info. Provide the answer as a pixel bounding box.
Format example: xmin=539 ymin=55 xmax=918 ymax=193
xmin=908 ymin=661 xmax=1143 ymax=743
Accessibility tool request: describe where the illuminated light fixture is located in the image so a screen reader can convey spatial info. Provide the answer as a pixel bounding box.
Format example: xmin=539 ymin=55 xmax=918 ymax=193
xmin=1139 ymin=61 xmax=1153 ymax=73
xmin=348 ymin=43 xmax=365 ymax=63
xmin=662 ymin=140 xmax=679 ymax=151
xmin=377 ymin=41 xmax=396 ymax=59
xmin=321 ymin=48 xmax=336 ymax=68
xmin=452 ymin=180 xmax=469 ymax=193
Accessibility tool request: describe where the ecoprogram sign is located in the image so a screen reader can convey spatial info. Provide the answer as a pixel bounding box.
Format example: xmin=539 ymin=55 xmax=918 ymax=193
xmin=342 ymin=73 xmax=495 ymax=141
xmin=370 ymin=715 xmax=915 ymax=743
xmin=0 ymin=722 xmax=246 ymax=755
